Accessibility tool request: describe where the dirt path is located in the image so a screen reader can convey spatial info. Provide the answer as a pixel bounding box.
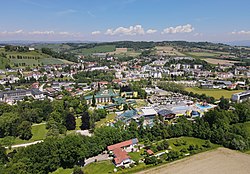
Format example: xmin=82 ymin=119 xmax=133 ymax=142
xmin=136 ymin=148 xmax=250 ymax=174
xmin=5 ymin=140 xmax=43 ymax=149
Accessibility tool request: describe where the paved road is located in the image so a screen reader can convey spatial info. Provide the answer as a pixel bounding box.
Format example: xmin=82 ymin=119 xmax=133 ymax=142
xmin=5 ymin=140 xmax=44 ymax=149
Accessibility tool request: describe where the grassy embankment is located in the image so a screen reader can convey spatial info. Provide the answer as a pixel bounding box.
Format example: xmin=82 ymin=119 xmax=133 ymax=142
xmin=185 ymin=87 xmax=244 ymax=99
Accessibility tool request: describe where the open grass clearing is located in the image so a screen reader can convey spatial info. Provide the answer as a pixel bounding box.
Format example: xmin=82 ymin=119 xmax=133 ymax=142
xmin=50 ymin=167 xmax=73 ymax=174
xmin=0 ymin=122 xmax=48 ymax=146
xmin=83 ymin=160 xmax=115 ymax=174
xmin=95 ymin=112 xmax=116 ymax=128
xmin=13 ymin=123 xmax=48 ymax=145
xmin=185 ymin=87 xmax=244 ymax=99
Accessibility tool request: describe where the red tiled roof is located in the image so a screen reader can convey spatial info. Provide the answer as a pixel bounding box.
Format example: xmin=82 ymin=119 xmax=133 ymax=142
xmin=113 ymin=148 xmax=130 ymax=165
xmin=107 ymin=138 xmax=138 ymax=151
xmin=146 ymin=149 xmax=154 ymax=155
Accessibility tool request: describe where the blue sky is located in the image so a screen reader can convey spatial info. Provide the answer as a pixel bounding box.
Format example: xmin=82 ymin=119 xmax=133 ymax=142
xmin=0 ymin=0 xmax=250 ymax=42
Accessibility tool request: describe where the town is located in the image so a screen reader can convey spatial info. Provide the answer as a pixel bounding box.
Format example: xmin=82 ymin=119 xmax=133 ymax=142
xmin=1 ymin=41 xmax=250 ymax=174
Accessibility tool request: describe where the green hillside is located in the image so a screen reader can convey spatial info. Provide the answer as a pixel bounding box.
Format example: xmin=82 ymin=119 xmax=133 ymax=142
xmin=0 ymin=47 xmax=73 ymax=68
xmin=72 ymin=45 xmax=116 ymax=55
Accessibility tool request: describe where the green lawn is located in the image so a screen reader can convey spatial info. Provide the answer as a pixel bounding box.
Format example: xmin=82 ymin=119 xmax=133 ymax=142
xmin=83 ymin=160 xmax=115 ymax=174
xmin=95 ymin=112 xmax=116 ymax=128
xmin=50 ymin=167 xmax=73 ymax=174
xmin=75 ymin=117 xmax=81 ymax=130
xmin=128 ymin=151 xmax=142 ymax=161
xmin=185 ymin=87 xmax=244 ymax=99
xmin=167 ymin=137 xmax=219 ymax=151
xmin=135 ymin=99 xmax=148 ymax=107
xmin=13 ymin=123 xmax=48 ymax=145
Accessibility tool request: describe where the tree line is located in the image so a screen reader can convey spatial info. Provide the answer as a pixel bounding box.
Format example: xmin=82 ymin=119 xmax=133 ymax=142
xmin=157 ymin=82 xmax=216 ymax=103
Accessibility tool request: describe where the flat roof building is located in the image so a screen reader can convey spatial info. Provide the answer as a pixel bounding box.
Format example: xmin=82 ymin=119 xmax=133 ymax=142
xmin=232 ymin=90 xmax=250 ymax=103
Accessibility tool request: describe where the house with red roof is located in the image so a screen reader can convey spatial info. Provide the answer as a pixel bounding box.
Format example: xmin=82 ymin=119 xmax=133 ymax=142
xmin=107 ymin=138 xmax=138 ymax=167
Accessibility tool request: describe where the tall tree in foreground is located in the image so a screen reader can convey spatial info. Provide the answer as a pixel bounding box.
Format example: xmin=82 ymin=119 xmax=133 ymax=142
xmin=91 ymin=95 xmax=96 ymax=107
xmin=219 ymin=96 xmax=230 ymax=110
xmin=80 ymin=111 xmax=90 ymax=130
xmin=17 ymin=121 xmax=32 ymax=140
xmin=65 ymin=112 xmax=76 ymax=130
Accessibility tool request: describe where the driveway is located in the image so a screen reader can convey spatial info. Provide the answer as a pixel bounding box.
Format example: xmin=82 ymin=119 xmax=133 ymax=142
xmin=85 ymin=153 xmax=110 ymax=166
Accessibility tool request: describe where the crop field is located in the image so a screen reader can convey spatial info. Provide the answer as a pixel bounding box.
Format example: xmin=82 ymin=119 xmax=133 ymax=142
xmin=201 ymin=58 xmax=240 ymax=65
xmin=40 ymin=58 xmax=68 ymax=65
xmin=185 ymin=51 xmax=230 ymax=58
xmin=137 ymin=148 xmax=250 ymax=174
xmin=73 ymin=45 xmax=116 ymax=55
xmin=185 ymin=87 xmax=244 ymax=99
xmin=156 ymin=46 xmax=185 ymax=56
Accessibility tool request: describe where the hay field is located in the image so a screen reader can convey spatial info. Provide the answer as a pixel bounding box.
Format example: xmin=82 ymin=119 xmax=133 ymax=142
xmin=137 ymin=148 xmax=250 ymax=174
xmin=202 ymin=58 xmax=240 ymax=65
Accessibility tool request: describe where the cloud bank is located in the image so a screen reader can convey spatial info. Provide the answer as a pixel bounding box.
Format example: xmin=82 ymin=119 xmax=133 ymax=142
xmin=162 ymin=24 xmax=194 ymax=34
xmin=105 ymin=25 xmax=145 ymax=36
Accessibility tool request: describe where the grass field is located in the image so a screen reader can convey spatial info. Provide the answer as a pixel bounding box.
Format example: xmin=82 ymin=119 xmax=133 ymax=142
xmin=73 ymin=45 xmax=116 ymax=55
xmin=129 ymin=151 xmax=142 ymax=161
xmin=0 ymin=123 xmax=48 ymax=146
xmin=83 ymin=160 xmax=115 ymax=174
xmin=185 ymin=87 xmax=244 ymax=99
xmin=0 ymin=48 xmax=73 ymax=67
xmin=167 ymin=137 xmax=219 ymax=151
xmin=50 ymin=167 xmax=73 ymax=174
xmin=95 ymin=112 xmax=116 ymax=128
xmin=13 ymin=123 xmax=48 ymax=145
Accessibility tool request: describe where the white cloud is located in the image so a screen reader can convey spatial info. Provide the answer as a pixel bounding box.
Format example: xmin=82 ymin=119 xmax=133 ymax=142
xmin=0 ymin=30 xmax=80 ymax=37
xmin=29 ymin=31 xmax=55 ymax=35
xmin=91 ymin=31 xmax=101 ymax=35
xmin=0 ymin=29 xmax=24 ymax=35
xmin=146 ymin=29 xmax=157 ymax=34
xmin=162 ymin=24 xmax=194 ymax=34
xmin=231 ymin=30 xmax=250 ymax=35
xmin=105 ymin=25 xmax=145 ymax=36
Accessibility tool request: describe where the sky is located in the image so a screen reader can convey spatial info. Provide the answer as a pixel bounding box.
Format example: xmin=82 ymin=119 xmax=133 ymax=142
xmin=0 ymin=0 xmax=250 ymax=42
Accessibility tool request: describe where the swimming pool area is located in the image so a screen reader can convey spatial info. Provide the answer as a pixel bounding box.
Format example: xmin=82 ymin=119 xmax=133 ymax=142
xmin=195 ymin=103 xmax=213 ymax=110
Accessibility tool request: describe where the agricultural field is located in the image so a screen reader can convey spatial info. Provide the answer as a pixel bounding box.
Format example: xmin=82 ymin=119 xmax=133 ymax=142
xmin=201 ymin=58 xmax=240 ymax=65
xmin=73 ymin=45 xmax=116 ymax=55
xmin=136 ymin=148 xmax=250 ymax=174
xmin=156 ymin=46 xmax=185 ymax=56
xmin=107 ymin=47 xmax=141 ymax=57
xmin=0 ymin=48 xmax=73 ymax=68
xmin=33 ymin=43 xmax=72 ymax=52
xmin=185 ymin=87 xmax=244 ymax=99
